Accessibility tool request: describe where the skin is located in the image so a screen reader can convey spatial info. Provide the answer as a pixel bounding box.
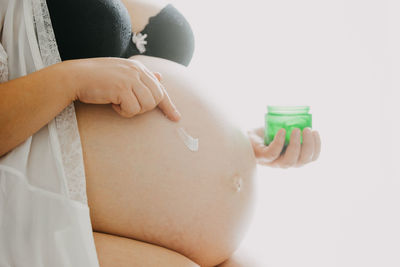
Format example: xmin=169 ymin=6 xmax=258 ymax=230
xmin=118 ymin=0 xmax=322 ymax=171
xmin=216 ymin=246 xmax=267 ymax=267
xmin=72 ymin=57 xmax=180 ymax=119
xmin=76 ymin=54 xmax=321 ymax=267
xmin=93 ymin=232 xmax=199 ymax=267
xmin=216 ymin=129 xmax=321 ymax=267
xmin=0 ymin=0 xmax=322 ymax=265
xmin=76 ymin=55 xmax=258 ymax=267
xmin=0 ymin=63 xmax=76 ymax=156
xmin=248 ymin=127 xmax=321 ymax=169
xmin=0 ymin=57 xmax=180 ymax=157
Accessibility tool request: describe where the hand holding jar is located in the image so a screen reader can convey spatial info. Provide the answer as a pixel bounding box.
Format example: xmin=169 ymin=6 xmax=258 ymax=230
xmin=247 ymin=106 xmax=321 ymax=168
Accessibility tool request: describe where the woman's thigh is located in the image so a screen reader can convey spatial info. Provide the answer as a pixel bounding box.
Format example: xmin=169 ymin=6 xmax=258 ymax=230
xmin=75 ymin=55 xmax=257 ymax=267
xmin=93 ymin=232 xmax=199 ymax=267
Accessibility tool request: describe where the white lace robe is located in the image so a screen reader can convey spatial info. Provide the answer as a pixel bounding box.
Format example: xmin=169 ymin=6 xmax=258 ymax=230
xmin=0 ymin=0 xmax=99 ymax=266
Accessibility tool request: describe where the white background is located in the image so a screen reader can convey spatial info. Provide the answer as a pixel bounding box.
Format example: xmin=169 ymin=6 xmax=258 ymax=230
xmin=171 ymin=0 xmax=400 ymax=266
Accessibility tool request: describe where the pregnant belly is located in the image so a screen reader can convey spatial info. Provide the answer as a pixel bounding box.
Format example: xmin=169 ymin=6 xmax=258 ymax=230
xmin=75 ymin=56 xmax=257 ymax=266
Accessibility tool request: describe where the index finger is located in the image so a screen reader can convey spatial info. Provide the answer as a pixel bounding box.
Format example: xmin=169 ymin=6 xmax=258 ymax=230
xmin=157 ymin=86 xmax=181 ymax=122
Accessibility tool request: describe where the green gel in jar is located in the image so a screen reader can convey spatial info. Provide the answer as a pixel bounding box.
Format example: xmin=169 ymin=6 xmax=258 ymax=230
xmin=264 ymin=106 xmax=312 ymax=149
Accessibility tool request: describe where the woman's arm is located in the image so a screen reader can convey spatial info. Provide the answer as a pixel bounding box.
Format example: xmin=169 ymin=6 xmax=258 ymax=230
xmin=0 ymin=62 xmax=75 ymax=157
xmin=0 ymin=57 xmax=180 ymax=157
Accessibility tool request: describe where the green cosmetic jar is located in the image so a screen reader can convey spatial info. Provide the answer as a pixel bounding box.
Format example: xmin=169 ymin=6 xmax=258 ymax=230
xmin=264 ymin=106 xmax=312 ymax=148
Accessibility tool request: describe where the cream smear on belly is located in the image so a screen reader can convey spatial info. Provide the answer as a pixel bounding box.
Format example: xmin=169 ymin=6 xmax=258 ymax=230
xmin=176 ymin=127 xmax=199 ymax=152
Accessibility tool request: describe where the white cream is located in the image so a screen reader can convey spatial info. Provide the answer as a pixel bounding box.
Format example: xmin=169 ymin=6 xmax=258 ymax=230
xmin=176 ymin=127 xmax=199 ymax=152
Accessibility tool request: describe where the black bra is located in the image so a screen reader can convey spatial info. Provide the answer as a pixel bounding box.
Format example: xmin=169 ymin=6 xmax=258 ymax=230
xmin=46 ymin=0 xmax=195 ymax=66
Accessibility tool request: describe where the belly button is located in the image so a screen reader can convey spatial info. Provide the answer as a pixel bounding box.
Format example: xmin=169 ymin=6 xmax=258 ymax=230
xmin=231 ymin=175 xmax=243 ymax=193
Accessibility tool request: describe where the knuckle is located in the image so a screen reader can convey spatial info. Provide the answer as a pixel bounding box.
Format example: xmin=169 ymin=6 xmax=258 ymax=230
xmin=121 ymin=110 xmax=135 ymax=118
xmin=125 ymin=112 xmax=135 ymax=118
xmin=153 ymin=96 xmax=162 ymax=105
xmin=131 ymin=59 xmax=145 ymax=70
xmin=153 ymin=88 xmax=164 ymax=103
xmin=124 ymin=107 xmax=138 ymax=117
xmin=132 ymin=104 xmax=141 ymax=114
xmin=126 ymin=61 xmax=140 ymax=72
xmin=141 ymin=101 xmax=155 ymax=111
xmin=128 ymin=58 xmax=139 ymax=66
xmin=113 ymin=84 xmax=124 ymax=94
xmin=151 ymin=93 xmax=162 ymax=104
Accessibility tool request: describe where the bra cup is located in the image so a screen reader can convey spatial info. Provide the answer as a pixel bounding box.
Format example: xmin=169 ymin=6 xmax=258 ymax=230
xmin=47 ymin=0 xmax=195 ymax=66
xmin=47 ymin=0 xmax=133 ymax=60
xmin=141 ymin=4 xmax=195 ymax=66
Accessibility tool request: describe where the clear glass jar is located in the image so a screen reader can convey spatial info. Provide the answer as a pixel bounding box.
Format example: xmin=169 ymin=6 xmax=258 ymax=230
xmin=264 ymin=106 xmax=312 ymax=148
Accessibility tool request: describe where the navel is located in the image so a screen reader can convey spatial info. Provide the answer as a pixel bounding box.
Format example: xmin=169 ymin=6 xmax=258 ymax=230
xmin=231 ymin=174 xmax=243 ymax=193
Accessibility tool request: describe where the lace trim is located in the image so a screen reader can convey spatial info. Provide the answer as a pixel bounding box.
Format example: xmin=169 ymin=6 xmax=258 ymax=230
xmin=0 ymin=44 xmax=8 ymax=83
xmin=32 ymin=0 xmax=87 ymax=204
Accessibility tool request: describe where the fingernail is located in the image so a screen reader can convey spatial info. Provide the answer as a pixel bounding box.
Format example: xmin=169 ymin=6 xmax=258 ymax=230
xmin=280 ymin=129 xmax=286 ymax=137
xmin=154 ymin=72 xmax=162 ymax=80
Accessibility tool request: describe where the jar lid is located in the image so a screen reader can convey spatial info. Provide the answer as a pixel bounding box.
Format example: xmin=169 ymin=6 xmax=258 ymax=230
xmin=267 ymin=105 xmax=310 ymax=114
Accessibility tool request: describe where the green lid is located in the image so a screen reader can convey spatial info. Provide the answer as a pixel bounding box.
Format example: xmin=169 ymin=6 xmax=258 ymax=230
xmin=267 ymin=106 xmax=310 ymax=115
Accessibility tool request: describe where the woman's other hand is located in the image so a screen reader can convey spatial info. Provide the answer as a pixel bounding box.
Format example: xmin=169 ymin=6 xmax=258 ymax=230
xmin=247 ymin=127 xmax=321 ymax=168
xmin=67 ymin=57 xmax=181 ymax=121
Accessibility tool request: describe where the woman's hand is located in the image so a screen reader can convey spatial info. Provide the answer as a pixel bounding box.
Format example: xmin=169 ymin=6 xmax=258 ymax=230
xmin=247 ymin=127 xmax=321 ymax=168
xmin=66 ymin=57 xmax=180 ymax=121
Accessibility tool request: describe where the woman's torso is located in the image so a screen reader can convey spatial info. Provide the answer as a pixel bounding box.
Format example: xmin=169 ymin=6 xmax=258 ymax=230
xmin=75 ymin=55 xmax=257 ymax=266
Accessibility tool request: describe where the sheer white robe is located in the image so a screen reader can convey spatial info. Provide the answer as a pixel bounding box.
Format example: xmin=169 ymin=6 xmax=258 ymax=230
xmin=0 ymin=0 xmax=99 ymax=266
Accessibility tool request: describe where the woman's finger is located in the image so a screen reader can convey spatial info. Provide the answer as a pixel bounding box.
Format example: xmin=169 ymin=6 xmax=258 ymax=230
xmin=128 ymin=59 xmax=163 ymax=105
xmin=254 ymin=127 xmax=265 ymax=138
xmin=311 ymin=130 xmax=321 ymax=161
xmin=153 ymin=72 xmax=162 ymax=81
xmin=131 ymin=73 xmax=157 ymax=113
xmin=275 ymin=128 xmax=301 ymax=168
xmin=296 ymin=128 xmax=315 ymax=167
xmin=112 ymin=90 xmax=141 ymax=118
xmin=257 ymin=128 xmax=286 ymax=163
xmin=133 ymin=62 xmax=179 ymax=121
xmin=140 ymin=67 xmax=164 ymax=104
xmin=157 ymin=86 xmax=181 ymax=121
xmin=248 ymin=129 xmax=267 ymax=157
